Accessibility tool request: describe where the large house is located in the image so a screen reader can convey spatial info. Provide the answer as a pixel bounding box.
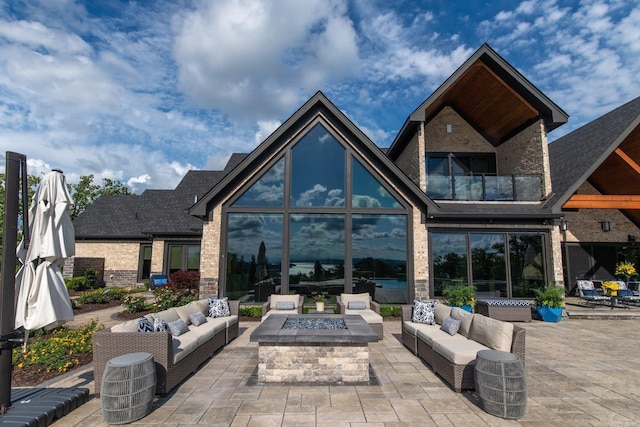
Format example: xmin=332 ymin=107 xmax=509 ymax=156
xmin=70 ymin=44 xmax=640 ymax=302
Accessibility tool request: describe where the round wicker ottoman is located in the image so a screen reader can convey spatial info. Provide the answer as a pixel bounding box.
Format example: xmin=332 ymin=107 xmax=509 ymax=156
xmin=474 ymin=349 xmax=527 ymax=419
xmin=101 ymin=352 xmax=156 ymax=424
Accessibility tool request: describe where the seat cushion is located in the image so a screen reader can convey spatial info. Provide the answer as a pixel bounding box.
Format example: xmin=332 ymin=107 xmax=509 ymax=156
xmin=468 ymin=314 xmax=514 ymax=352
xmin=416 ymin=324 xmax=466 ymax=347
xmin=344 ymin=308 xmax=382 ymax=324
xmin=340 ymin=293 xmax=371 ymax=309
xmin=432 ymin=338 xmax=489 ymax=365
xmin=172 ymin=335 xmax=199 ymax=364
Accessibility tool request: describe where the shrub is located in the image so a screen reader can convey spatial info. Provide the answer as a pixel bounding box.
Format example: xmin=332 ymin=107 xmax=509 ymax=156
xmin=534 ymin=285 xmax=565 ymax=308
xmin=65 ymin=276 xmax=87 ymax=292
xmin=13 ymin=320 xmax=103 ymax=373
xmin=84 ymin=268 xmax=101 ymax=289
xmin=239 ymin=305 xmax=262 ymax=318
xmin=122 ymin=295 xmax=147 ymax=313
xmin=154 ymin=287 xmax=177 ymax=311
xmin=77 ymin=289 xmax=110 ymax=304
xmin=443 ymin=284 xmax=476 ymax=307
xmin=102 ymin=288 xmax=126 ymax=301
xmin=169 ymin=270 xmax=200 ymax=297
xmin=379 ymin=305 xmax=401 ymax=318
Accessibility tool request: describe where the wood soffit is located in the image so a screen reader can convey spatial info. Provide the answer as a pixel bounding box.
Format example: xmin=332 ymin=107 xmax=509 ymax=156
xmin=563 ymin=125 xmax=640 ymax=225
xmin=423 ymin=62 xmax=540 ymax=145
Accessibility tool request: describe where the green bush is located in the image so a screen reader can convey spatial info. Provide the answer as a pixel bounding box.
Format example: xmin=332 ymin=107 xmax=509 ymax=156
xmin=153 ymin=288 xmax=177 ymax=311
xmin=77 ymin=289 xmax=110 ymax=304
xmin=379 ymin=305 xmax=401 ymax=318
xmin=122 ymin=295 xmax=147 ymax=313
xmin=443 ymin=284 xmax=476 ymax=307
xmin=534 ymin=285 xmax=564 ymax=308
xmin=13 ymin=320 xmax=103 ymax=373
xmin=65 ymin=276 xmax=88 ymax=292
xmin=84 ymin=268 xmax=101 ymax=289
xmin=239 ymin=305 xmax=262 ymax=318
xmin=176 ymin=295 xmax=197 ymax=307
xmin=101 ymin=288 xmax=126 ymax=301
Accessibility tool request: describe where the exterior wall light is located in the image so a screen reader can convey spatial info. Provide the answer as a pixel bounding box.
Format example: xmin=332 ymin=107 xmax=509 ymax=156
xmin=560 ymin=220 xmax=568 ymax=231
xmin=601 ymin=221 xmax=612 ymax=232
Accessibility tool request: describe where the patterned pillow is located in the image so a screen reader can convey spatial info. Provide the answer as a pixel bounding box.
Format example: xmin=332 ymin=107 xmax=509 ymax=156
xmin=440 ymin=316 xmax=461 ymax=336
xmin=137 ymin=316 xmax=153 ymax=332
xmin=189 ymin=311 xmax=207 ymax=326
xmin=168 ymin=319 xmax=189 ymax=336
xmin=153 ymin=317 xmax=169 ymax=332
xmin=412 ymin=299 xmax=436 ymax=325
xmin=208 ymin=297 xmax=231 ymax=318
xmin=275 ymin=301 xmax=295 ymax=310
xmin=347 ymin=301 xmax=367 ymax=310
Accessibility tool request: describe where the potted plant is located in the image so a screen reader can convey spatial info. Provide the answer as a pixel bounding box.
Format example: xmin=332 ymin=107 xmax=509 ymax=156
xmin=615 ymin=261 xmax=637 ymax=282
xmin=533 ymin=285 xmax=564 ymax=322
xmin=313 ymin=294 xmax=326 ymax=312
xmin=442 ymin=284 xmax=475 ymax=312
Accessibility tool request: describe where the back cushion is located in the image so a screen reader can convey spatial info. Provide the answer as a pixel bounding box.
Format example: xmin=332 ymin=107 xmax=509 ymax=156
xmin=175 ymin=301 xmax=202 ymax=325
xmin=340 ymin=293 xmax=370 ymax=309
xmin=434 ymin=303 xmax=452 ymax=325
xmin=154 ymin=307 xmax=180 ymax=323
xmin=468 ymin=314 xmax=515 ymax=352
xmin=449 ymin=307 xmax=474 ymax=337
xmin=270 ymin=294 xmax=300 ymax=309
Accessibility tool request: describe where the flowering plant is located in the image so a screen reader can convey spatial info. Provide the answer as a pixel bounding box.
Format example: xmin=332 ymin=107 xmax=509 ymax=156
xmin=602 ymin=281 xmax=621 ymax=292
xmin=615 ymin=261 xmax=636 ymax=278
xmin=313 ymin=294 xmax=327 ymax=302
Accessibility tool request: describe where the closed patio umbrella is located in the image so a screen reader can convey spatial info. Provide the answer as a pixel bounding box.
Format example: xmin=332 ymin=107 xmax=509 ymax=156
xmin=15 ymin=169 xmax=75 ymax=332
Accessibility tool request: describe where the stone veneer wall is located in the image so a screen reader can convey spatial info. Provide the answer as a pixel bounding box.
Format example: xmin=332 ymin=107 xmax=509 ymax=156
xmin=496 ymin=119 xmax=550 ymax=198
xmin=394 ymin=131 xmax=421 ymax=186
xmin=199 ymin=206 xmax=223 ymax=298
xmin=258 ymin=343 xmax=370 ymax=383
xmin=72 ymin=241 xmax=143 ymax=286
xmin=425 ymin=107 xmax=495 ymax=153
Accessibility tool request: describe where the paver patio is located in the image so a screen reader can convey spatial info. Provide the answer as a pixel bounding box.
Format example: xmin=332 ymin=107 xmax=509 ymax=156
xmin=42 ymin=313 xmax=640 ymax=427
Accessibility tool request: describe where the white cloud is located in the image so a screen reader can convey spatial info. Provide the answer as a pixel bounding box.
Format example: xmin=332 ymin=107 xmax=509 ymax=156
xmin=255 ymin=120 xmax=282 ymax=145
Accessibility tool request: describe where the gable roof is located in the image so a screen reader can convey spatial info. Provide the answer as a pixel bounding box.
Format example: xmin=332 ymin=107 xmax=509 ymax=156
xmin=388 ymin=43 xmax=568 ymax=158
xmin=548 ymin=96 xmax=640 ymax=217
xmin=190 ymin=91 xmax=437 ymax=217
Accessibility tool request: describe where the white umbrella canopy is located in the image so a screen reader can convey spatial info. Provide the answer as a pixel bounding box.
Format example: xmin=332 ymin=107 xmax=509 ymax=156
xmin=15 ymin=170 xmax=75 ymax=331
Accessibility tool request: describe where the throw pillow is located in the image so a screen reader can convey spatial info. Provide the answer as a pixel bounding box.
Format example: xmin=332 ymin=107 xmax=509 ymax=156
xmin=153 ymin=317 xmax=169 ymax=333
xmin=208 ymin=297 xmax=231 ymax=318
xmin=347 ymin=301 xmax=367 ymax=310
xmin=189 ymin=311 xmax=207 ymax=326
xmin=137 ymin=316 xmax=153 ymax=332
xmin=275 ymin=301 xmax=295 ymax=310
xmin=412 ymin=299 xmax=436 ymax=325
xmin=439 ymin=316 xmax=461 ymax=336
xmin=168 ymin=319 xmax=189 ymax=336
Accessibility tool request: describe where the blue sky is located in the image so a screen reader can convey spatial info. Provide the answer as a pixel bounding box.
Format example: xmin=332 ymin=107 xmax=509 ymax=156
xmin=1 ymin=0 xmax=639 ymax=192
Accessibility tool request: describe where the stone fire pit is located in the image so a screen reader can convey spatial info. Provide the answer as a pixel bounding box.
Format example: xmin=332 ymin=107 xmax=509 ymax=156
xmin=250 ymin=314 xmax=379 ymax=383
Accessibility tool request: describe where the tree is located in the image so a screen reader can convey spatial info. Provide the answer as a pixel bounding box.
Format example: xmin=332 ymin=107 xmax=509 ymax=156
xmin=69 ymin=175 xmax=131 ymax=219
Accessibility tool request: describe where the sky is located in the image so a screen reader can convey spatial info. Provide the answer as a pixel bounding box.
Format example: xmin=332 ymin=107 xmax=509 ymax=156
xmin=1 ymin=0 xmax=639 ymax=193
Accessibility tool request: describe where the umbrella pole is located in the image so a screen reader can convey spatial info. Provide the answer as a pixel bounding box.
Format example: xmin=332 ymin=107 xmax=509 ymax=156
xmin=0 ymin=152 xmax=26 ymax=413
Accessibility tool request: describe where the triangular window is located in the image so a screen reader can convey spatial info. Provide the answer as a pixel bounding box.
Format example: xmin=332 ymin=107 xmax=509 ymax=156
xmin=232 ymin=157 xmax=285 ymax=207
xmin=352 ymin=158 xmax=403 ymax=208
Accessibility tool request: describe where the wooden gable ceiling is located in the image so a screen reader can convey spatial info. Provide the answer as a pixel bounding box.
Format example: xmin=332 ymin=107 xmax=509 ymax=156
xmin=423 ymin=62 xmax=540 ymax=145
xmin=563 ymin=125 xmax=640 ymax=226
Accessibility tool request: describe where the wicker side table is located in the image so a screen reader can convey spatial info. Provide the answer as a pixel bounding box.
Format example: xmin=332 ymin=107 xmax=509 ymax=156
xmin=474 ymin=349 xmax=527 ymax=419
xmin=101 ymin=352 xmax=156 ymax=424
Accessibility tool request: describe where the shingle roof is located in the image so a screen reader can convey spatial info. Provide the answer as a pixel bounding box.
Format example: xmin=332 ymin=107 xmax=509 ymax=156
xmin=74 ymin=167 xmax=231 ymax=239
xmin=547 ymin=96 xmax=640 ymax=209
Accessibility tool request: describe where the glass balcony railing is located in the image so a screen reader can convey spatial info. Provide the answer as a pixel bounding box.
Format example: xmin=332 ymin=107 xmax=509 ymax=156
xmin=426 ymin=174 xmax=542 ymax=201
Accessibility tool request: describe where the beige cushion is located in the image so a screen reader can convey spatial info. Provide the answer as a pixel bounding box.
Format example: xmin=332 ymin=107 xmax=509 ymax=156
xmin=175 ymin=302 xmax=202 ymax=325
xmin=434 ymin=303 xmax=452 ymax=325
xmin=269 ymin=294 xmax=300 ymax=309
xmin=172 ymin=335 xmax=199 ymax=364
xmin=416 ymin=324 xmax=466 ymax=346
xmin=188 ymin=318 xmax=226 ymax=346
xmin=432 ymin=338 xmax=489 ymax=365
xmin=111 ymin=318 xmax=139 ymax=333
xmin=344 ymin=309 xmax=382 ymax=324
xmin=154 ymin=307 xmax=180 ymax=323
xmin=193 ymin=299 xmax=209 ymax=315
xmin=340 ymin=293 xmax=371 ymax=309
xmin=468 ymin=314 xmax=515 ymax=352
xmin=450 ymin=307 xmax=474 ymax=337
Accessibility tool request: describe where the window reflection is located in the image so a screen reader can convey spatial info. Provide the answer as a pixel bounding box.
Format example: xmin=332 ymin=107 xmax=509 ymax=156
xmin=226 ymin=214 xmax=283 ymax=302
xmin=233 ymin=158 xmax=284 ymax=207
xmin=352 ymin=215 xmax=407 ymax=303
xmin=431 ymin=233 xmax=468 ymax=296
xmin=291 ymin=125 xmax=345 ymax=207
xmin=352 ymin=158 xmax=402 ymax=208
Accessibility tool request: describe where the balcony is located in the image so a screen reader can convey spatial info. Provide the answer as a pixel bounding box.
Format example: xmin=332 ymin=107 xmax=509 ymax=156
xmin=426 ymin=174 xmax=542 ymax=201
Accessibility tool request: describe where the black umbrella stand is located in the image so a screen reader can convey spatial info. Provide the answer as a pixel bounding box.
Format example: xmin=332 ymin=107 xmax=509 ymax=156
xmin=0 ymin=151 xmax=26 ymax=413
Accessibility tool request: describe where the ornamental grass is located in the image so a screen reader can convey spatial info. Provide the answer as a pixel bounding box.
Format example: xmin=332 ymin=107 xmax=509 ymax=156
xmin=12 ymin=320 xmax=103 ymax=374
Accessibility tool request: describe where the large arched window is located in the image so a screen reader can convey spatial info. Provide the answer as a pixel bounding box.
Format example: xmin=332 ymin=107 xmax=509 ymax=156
xmin=223 ymin=121 xmax=410 ymax=303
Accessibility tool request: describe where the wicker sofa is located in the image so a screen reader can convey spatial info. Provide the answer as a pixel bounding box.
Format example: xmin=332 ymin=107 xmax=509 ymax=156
xmin=93 ymin=298 xmax=239 ymax=396
xmin=402 ymin=303 xmax=525 ymax=392
xmin=336 ymin=293 xmax=383 ymax=339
